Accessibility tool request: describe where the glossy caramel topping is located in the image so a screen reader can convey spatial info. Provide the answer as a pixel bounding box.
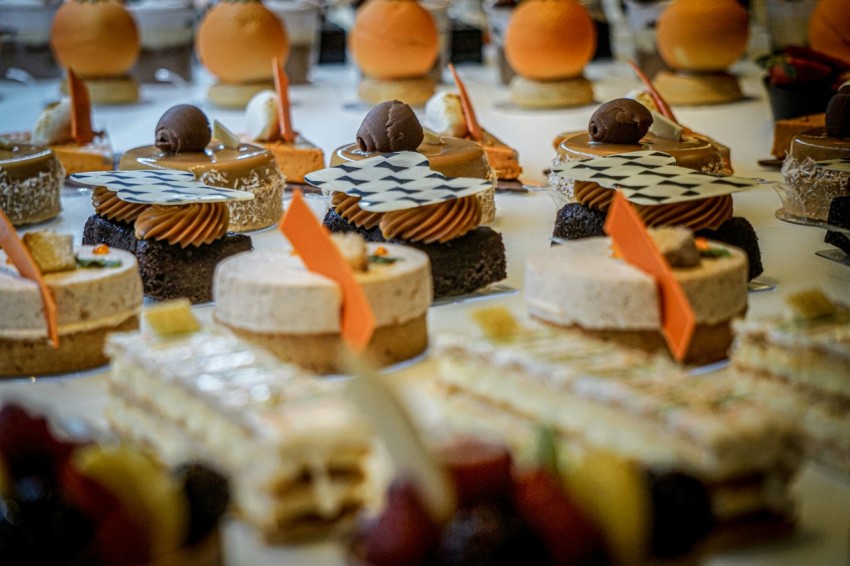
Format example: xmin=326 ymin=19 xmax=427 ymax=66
xmin=134 ymin=203 xmax=229 ymax=248
xmin=573 ymin=182 xmax=732 ymax=231
xmin=380 ymin=195 xmax=481 ymax=243
xmin=92 ymin=187 xmax=148 ymax=223
xmin=332 ymin=192 xmax=383 ymax=229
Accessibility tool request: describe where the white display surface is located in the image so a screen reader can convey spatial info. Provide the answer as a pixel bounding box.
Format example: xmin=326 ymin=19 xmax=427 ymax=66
xmin=1 ymin=60 xmax=849 ymax=565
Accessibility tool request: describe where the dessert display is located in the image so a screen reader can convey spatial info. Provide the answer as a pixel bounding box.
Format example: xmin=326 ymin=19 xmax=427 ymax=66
xmin=195 ymin=0 xmax=290 ymax=108
xmin=732 ymin=289 xmax=850 ymax=475
xmin=0 ymin=402 xmax=229 ymax=563
xmin=127 ymin=0 xmax=196 ymax=83
xmin=119 ymin=104 xmax=285 ymax=232
xmin=503 ymin=0 xmax=595 ymax=109
xmin=0 ymin=1 xmax=61 ymax=79
xmin=266 ymin=0 xmax=321 ymax=85
xmin=551 ymin=102 xmax=764 ymax=280
xmin=76 ymin=167 xmax=254 ymax=304
xmin=781 ymin=86 xmax=850 ymax=221
xmin=825 ymin=196 xmax=850 ymax=255
xmin=527 ymin=229 xmax=748 ymax=364
xmin=50 ymin=0 xmax=140 ymax=104
xmin=429 ymin=319 xmax=802 ymax=557
xmin=653 ymin=0 xmax=749 ymax=106
xmin=106 ymin=321 xmax=374 ymax=541
xmin=329 ymin=100 xmax=496 ymax=224
xmin=0 ymin=226 xmax=142 ymax=377
xmin=315 ymin=102 xmax=506 ymax=299
xmin=214 ymin=234 xmax=432 ymax=373
xmin=425 ymin=65 xmax=523 ymax=189
xmin=349 ymin=0 xmax=439 ymax=106
xmin=808 ymin=0 xmax=850 ymax=67
xmin=0 ymin=140 xmax=63 ymax=226
xmin=241 ymin=61 xmax=325 ymax=186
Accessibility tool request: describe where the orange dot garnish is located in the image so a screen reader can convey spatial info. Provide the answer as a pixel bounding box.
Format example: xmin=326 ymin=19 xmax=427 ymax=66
xmin=695 ymin=237 xmax=710 ymax=251
xmin=375 ymin=246 xmax=388 ymax=257
xmin=93 ymin=244 xmax=110 ymax=255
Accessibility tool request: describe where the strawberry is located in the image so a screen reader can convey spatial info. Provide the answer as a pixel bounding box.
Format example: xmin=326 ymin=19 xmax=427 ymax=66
xmin=438 ymin=437 xmax=513 ymax=508
xmin=767 ymin=57 xmax=832 ymax=86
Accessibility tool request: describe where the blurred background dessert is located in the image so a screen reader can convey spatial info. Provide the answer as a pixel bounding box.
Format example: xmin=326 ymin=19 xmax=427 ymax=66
xmin=266 ymin=0 xmax=321 ymax=84
xmin=0 ymin=0 xmax=62 ymax=79
xmin=126 ymin=0 xmax=196 ymax=83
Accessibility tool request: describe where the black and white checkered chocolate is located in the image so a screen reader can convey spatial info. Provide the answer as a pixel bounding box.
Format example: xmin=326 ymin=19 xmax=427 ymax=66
xmin=814 ymin=158 xmax=850 ymax=173
xmin=70 ymin=170 xmax=254 ymax=205
xmin=552 ymin=151 xmax=758 ymax=206
xmin=304 ymin=151 xmax=492 ymax=212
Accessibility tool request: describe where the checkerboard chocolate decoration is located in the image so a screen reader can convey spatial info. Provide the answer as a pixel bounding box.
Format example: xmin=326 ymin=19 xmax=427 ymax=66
xmin=305 ymin=152 xmax=492 ymax=212
xmin=70 ymin=170 xmax=254 ymax=205
xmin=814 ymin=158 xmax=850 ymax=173
xmin=552 ymin=151 xmax=758 ymax=206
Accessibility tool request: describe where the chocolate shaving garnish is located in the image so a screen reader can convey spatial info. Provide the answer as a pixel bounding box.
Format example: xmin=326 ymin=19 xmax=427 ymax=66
xmin=588 ymin=99 xmax=653 ymax=144
xmin=356 ymin=100 xmax=424 ymax=153
xmin=155 ymin=105 xmax=212 ymax=154
xmin=826 ymin=85 xmax=850 ymax=139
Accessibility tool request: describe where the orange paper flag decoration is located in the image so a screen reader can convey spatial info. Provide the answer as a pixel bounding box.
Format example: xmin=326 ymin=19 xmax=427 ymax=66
xmin=272 ymin=58 xmax=296 ymax=144
xmin=67 ymin=68 xmax=94 ymax=145
xmin=279 ymin=190 xmax=376 ymax=351
xmin=0 ymin=208 xmax=59 ymax=348
xmin=604 ymin=192 xmax=696 ymax=362
xmin=448 ymin=63 xmax=483 ymax=142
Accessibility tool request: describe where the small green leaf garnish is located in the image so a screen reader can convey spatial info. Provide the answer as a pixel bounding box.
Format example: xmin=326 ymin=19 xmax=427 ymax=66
xmin=699 ymin=247 xmax=731 ymax=259
xmin=368 ymin=254 xmax=400 ymax=265
xmin=76 ymin=257 xmax=121 ymax=268
xmin=535 ymin=426 xmax=561 ymax=477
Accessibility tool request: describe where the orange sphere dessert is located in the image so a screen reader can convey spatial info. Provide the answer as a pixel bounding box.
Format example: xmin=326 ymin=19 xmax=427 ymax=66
xmin=656 ymin=0 xmax=749 ymax=72
xmin=350 ymin=0 xmax=439 ymax=80
xmin=51 ymin=0 xmax=140 ymax=78
xmin=196 ymin=0 xmax=290 ymax=84
xmin=504 ymin=0 xmax=595 ymax=81
xmin=808 ymin=0 xmax=850 ymax=66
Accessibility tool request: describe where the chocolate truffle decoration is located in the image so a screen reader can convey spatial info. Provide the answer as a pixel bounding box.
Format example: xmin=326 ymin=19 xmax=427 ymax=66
xmin=588 ymin=99 xmax=653 ymax=144
xmin=356 ymin=100 xmax=424 ymax=153
xmin=825 ymin=85 xmax=850 ymax=139
xmin=155 ymin=105 xmax=212 ymax=154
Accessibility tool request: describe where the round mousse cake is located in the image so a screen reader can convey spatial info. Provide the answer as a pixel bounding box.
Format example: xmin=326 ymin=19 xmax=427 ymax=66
xmin=781 ymin=128 xmax=850 ymax=221
xmin=213 ymin=243 xmax=432 ymax=373
xmin=0 ymin=246 xmax=142 ymax=376
xmin=0 ymin=142 xmax=64 ymax=226
xmin=119 ymin=143 xmax=284 ymax=232
xmin=525 ymin=236 xmax=748 ymax=364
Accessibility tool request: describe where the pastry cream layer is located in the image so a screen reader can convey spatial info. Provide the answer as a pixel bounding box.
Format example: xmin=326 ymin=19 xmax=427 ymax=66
xmin=213 ymin=243 xmax=431 ymax=334
xmin=0 ymin=143 xmax=64 ymax=226
xmin=119 ymin=142 xmax=285 ymax=231
xmin=525 ymin=237 xmax=747 ymax=329
xmin=0 ymin=246 xmax=142 ymax=339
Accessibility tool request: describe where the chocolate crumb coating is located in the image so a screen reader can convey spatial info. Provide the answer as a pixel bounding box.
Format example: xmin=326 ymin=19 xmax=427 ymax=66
xmin=155 ymin=105 xmax=212 ymax=154
xmin=825 ymin=85 xmax=850 ymax=139
xmin=356 ymin=100 xmax=424 ymax=152
xmin=588 ymin=99 xmax=653 ymax=144
xmin=697 ymin=217 xmax=763 ymax=281
xmin=552 ymin=203 xmax=606 ymax=242
xmin=824 ymin=196 xmax=850 ymax=255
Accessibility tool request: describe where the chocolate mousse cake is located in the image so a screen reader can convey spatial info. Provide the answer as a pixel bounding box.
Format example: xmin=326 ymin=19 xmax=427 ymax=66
xmin=317 ymin=101 xmax=506 ymax=299
xmin=551 ymin=99 xmax=763 ymax=279
xmin=0 ymin=141 xmax=64 ymax=226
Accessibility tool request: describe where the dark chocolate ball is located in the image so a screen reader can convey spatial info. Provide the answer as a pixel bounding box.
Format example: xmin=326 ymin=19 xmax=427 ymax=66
xmin=825 ymin=85 xmax=850 ymax=139
xmin=155 ymin=105 xmax=211 ymax=154
xmin=588 ymin=99 xmax=653 ymax=144
xmin=356 ymin=100 xmax=424 ymax=153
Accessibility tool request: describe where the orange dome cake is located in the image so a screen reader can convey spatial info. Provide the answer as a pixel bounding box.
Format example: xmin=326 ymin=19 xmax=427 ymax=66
xmin=349 ymin=0 xmax=439 ymax=106
xmin=654 ymin=0 xmax=749 ymax=105
xmin=196 ymin=0 xmax=290 ymax=108
xmin=504 ymin=0 xmax=596 ymax=109
xmin=51 ymin=0 xmax=140 ymax=104
xmin=808 ymin=0 xmax=850 ymax=67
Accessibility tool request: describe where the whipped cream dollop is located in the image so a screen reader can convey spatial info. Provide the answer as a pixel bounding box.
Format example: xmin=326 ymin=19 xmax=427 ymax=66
xmin=32 ymin=99 xmax=72 ymax=145
xmin=425 ymin=92 xmax=468 ymax=138
xmin=245 ymin=90 xmax=280 ymax=142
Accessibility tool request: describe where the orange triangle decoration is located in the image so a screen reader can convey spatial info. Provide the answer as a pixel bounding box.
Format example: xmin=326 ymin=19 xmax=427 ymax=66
xmin=279 ymin=190 xmax=376 ymax=352
xmin=272 ymin=58 xmax=296 ymax=144
xmin=0 ymin=208 xmax=59 ymax=348
xmin=448 ymin=63 xmax=483 ymax=142
xmin=67 ymin=68 xmax=94 ymax=145
xmin=604 ymin=192 xmax=696 ymax=362
xmin=627 ymin=59 xmax=678 ymax=125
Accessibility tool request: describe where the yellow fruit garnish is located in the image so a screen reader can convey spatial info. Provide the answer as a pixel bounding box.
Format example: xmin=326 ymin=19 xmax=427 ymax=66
xmin=786 ymin=289 xmax=838 ymax=321
xmin=471 ymin=306 xmax=520 ymax=339
xmin=93 ymin=244 xmax=110 ymax=255
xmin=143 ymin=299 xmax=200 ymax=336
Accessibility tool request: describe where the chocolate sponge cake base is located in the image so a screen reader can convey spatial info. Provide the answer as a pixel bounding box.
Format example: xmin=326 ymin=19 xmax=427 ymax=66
xmin=824 ymin=196 xmax=850 ymax=255
xmin=82 ymin=214 xmax=252 ymax=304
xmin=323 ymin=209 xmax=507 ymax=298
xmin=552 ymin=202 xmax=606 ymax=241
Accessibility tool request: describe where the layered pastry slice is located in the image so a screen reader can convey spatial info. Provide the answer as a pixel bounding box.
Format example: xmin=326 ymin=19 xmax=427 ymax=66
xmin=429 ymin=321 xmax=803 ymax=553
xmin=240 ymin=61 xmax=324 ymax=187
xmin=106 ymin=325 xmax=374 ymax=541
xmin=732 ymin=289 xmax=850 ymax=475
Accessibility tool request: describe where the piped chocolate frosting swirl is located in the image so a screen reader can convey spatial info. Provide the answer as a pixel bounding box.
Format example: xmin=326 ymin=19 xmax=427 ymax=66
xmin=356 ymin=100 xmax=424 ymax=153
xmin=155 ymin=105 xmax=212 ymax=154
xmin=92 ymin=187 xmax=148 ymax=223
xmin=135 ymin=203 xmax=229 ymax=248
xmin=332 ymin=192 xmax=383 ymax=229
xmin=380 ymin=196 xmax=482 ymax=243
xmin=588 ymin=99 xmax=653 ymax=144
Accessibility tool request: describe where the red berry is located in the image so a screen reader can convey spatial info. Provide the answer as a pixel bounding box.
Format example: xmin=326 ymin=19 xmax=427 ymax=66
xmin=0 ymin=405 xmax=78 ymax=480
xmin=438 ymin=438 xmax=513 ymax=508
